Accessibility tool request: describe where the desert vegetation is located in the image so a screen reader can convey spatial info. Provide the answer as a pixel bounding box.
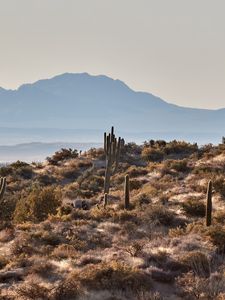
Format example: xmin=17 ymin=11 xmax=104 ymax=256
xmin=0 ymin=129 xmax=225 ymax=299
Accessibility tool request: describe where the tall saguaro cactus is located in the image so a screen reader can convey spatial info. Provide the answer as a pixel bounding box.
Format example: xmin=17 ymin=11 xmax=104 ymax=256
xmin=206 ymin=180 xmax=212 ymax=226
xmin=0 ymin=177 xmax=6 ymax=200
xmin=124 ymin=175 xmax=130 ymax=210
xmin=103 ymin=127 xmax=125 ymax=194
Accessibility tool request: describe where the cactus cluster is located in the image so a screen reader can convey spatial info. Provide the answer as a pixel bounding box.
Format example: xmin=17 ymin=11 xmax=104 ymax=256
xmin=0 ymin=177 xmax=6 ymax=200
xmin=103 ymin=126 xmax=125 ymax=194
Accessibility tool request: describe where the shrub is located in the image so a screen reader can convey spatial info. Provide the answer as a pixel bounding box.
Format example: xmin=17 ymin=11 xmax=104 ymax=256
xmin=213 ymin=176 xmax=225 ymax=198
xmin=165 ymin=159 xmax=190 ymax=173
xmin=13 ymin=186 xmax=61 ymax=223
xmin=181 ymin=199 xmax=205 ymax=217
xmin=16 ymin=282 xmax=51 ymax=300
xmin=144 ymin=205 xmax=174 ymax=226
xmin=206 ymin=225 xmax=225 ymax=252
xmin=47 ymin=148 xmax=78 ymax=165
xmin=76 ymin=261 xmax=152 ymax=292
xmin=127 ymin=166 xmax=148 ymax=178
xmin=181 ymin=251 xmax=210 ymax=277
xmin=133 ymin=193 xmax=151 ymax=207
xmin=141 ymin=148 xmax=164 ymax=162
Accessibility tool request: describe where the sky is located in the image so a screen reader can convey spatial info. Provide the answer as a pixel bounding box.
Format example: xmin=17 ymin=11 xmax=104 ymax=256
xmin=0 ymin=0 xmax=224 ymax=109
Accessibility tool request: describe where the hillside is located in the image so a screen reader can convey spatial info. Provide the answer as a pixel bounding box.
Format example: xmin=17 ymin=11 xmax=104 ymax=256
xmin=0 ymin=73 xmax=225 ymax=144
xmin=0 ymin=136 xmax=225 ymax=299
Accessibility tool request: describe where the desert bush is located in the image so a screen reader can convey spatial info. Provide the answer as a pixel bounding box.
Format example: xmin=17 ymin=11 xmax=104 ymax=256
xmin=0 ymin=255 xmax=9 ymax=269
xmin=206 ymin=225 xmax=225 ymax=252
xmin=181 ymin=251 xmax=210 ymax=277
xmin=10 ymin=160 xmax=29 ymax=169
xmin=13 ymin=186 xmax=61 ymax=223
xmin=16 ymin=281 xmax=51 ymax=300
xmin=177 ymin=271 xmax=225 ymax=300
xmin=127 ymin=166 xmax=148 ymax=178
xmin=144 ymin=205 xmax=174 ymax=226
xmin=76 ymin=261 xmax=152 ymax=292
xmin=133 ymin=193 xmax=151 ymax=207
xmin=141 ymin=148 xmax=164 ymax=162
xmin=181 ymin=199 xmax=205 ymax=217
xmin=37 ymin=173 xmax=56 ymax=185
xmin=16 ymin=165 xmax=33 ymax=179
xmin=130 ymin=179 xmax=143 ymax=190
xmin=213 ymin=176 xmax=225 ymax=198
xmin=164 ymin=140 xmax=198 ymax=155
xmin=164 ymin=159 xmax=190 ymax=173
xmin=125 ymin=241 xmax=144 ymax=257
xmin=52 ymin=244 xmax=77 ymax=259
xmin=0 ymin=165 xmax=13 ymax=177
xmin=47 ymin=148 xmax=78 ymax=165
xmin=53 ymin=276 xmax=83 ymax=300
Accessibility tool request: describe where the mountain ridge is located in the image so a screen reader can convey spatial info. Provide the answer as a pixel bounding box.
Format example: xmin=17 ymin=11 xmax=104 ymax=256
xmin=0 ymin=72 xmax=224 ymax=144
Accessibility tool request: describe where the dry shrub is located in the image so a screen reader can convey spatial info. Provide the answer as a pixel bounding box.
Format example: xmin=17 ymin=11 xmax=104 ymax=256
xmin=47 ymin=148 xmax=78 ymax=165
xmin=11 ymin=233 xmax=35 ymax=256
xmin=13 ymin=186 xmax=61 ymax=223
xmin=206 ymin=225 xmax=225 ymax=252
xmin=181 ymin=251 xmax=210 ymax=277
xmin=53 ymin=276 xmax=83 ymax=300
xmin=125 ymin=241 xmax=144 ymax=257
xmin=215 ymin=211 xmax=225 ymax=225
xmin=0 ymin=255 xmax=9 ymax=269
xmin=181 ymin=199 xmax=205 ymax=217
xmin=0 ymin=228 xmax=15 ymax=243
xmin=141 ymin=148 xmax=164 ymax=162
xmin=127 ymin=166 xmax=148 ymax=178
xmin=144 ymin=205 xmax=174 ymax=226
xmin=16 ymin=281 xmax=51 ymax=300
xmin=133 ymin=193 xmax=151 ymax=207
xmin=130 ymin=179 xmax=144 ymax=190
xmin=76 ymin=261 xmax=152 ymax=292
xmin=52 ymin=244 xmax=78 ymax=259
xmin=177 ymin=271 xmax=225 ymax=300
xmin=213 ymin=176 xmax=225 ymax=198
xmin=29 ymin=259 xmax=55 ymax=278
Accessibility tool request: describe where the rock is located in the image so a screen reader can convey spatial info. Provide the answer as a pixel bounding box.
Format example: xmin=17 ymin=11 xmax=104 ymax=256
xmin=72 ymin=199 xmax=90 ymax=210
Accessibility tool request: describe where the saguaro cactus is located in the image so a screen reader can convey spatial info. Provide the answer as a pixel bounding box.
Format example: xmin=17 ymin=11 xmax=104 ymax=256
xmin=103 ymin=193 xmax=108 ymax=208
xmin=124 ymin=175 xmax=130 ymax=210
xmin=0 ymin=177 xmax=6 ymax=200
xmin=206 ymin=180 xmax=212 ymax=226
xmin=103 ymin=127 xmax=124 ymax=194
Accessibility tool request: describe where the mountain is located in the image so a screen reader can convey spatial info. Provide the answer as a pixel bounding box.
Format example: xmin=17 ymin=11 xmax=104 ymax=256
xmin=0 ymin=142 xmax=102 ymax=163
xmin=0 ymin=73 xmax=224 ymax=144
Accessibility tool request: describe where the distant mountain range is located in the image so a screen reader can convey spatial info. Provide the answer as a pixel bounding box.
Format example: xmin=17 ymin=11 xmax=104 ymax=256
xmin=0 ymin=142 xmax=102 ymax=163
xmin=0 ymin=72 xmax=224 ymax=145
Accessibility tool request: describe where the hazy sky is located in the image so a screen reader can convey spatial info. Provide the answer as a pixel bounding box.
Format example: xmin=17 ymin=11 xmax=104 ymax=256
xmin=0 ymin=0 xmax=224 ymax=109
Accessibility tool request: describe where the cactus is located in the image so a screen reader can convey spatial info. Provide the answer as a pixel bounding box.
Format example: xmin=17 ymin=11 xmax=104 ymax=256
xmin=0 ymin=177 xmax=6 ymax=200
xmin=206 ymin=180 xmax=212 ymax=226
xmin=103 ymin=193 xmax=108 ymax=208
xmin=103 ymin=127 xmax=124 ymax=194
xmin=124 ymin=175 xmax=130 ymax=210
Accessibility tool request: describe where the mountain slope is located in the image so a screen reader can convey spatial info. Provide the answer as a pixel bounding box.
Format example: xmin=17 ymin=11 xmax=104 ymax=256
xmin=0 ymin=73 xmax=224 ymax=142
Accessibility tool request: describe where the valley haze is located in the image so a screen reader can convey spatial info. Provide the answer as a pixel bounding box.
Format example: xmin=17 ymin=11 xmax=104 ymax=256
xmin=0 ymin=73 xmax=224 ymax=161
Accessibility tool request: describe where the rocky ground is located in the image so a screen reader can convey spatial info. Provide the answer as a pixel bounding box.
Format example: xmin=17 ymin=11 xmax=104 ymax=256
xmin=0 ymin=141 xmax=225 ymax=299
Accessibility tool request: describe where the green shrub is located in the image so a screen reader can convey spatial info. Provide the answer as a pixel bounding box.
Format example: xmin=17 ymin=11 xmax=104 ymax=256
xmin=13 ymin=186 xmax=61 ymax=223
